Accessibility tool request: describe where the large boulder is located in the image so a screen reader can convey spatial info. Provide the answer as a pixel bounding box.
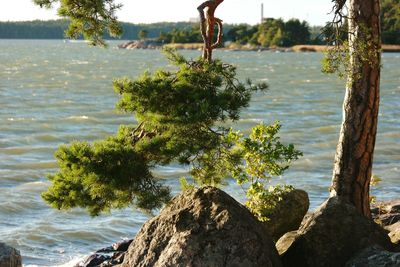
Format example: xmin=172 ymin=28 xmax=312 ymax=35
xmin=265 ymin=189 xmax=309 ymax=241
xmin=344 ymin=245 xmax=400 ymax=267
xmin=281 ymin=197 xmax=393 ymax=267
xmin=122 ymin=186 xmax=282 ymax=267
xmin=0 ymin=243 xmax=22 ymax=267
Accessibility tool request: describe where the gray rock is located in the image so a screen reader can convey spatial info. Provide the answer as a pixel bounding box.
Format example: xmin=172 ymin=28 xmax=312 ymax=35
xmin=276 ymin=231 xmax=297 ymax=255
xmin=122 ymin=186 xmax=282 ymax=267
xmin=386 ymin=222 xmax=400 ymax=245
xmin=264 ymin=189 xmax=309 ymax=241
xmin=117 ymin=40 xmax=162 ymax=50
xmin=372 ymin=199 xmax=400 ymax=226
xmin=345 ymin=245 xmax=400 ymax=267
xmin=112 ymin=239 xmax=133 ymax=252
xmin=281 ymin=197 xmax=393 ymax=267
xmin=0 ymin=243 xmax=22 ymax=267
xmin=78 ymin=254 xmax=110 ymax=267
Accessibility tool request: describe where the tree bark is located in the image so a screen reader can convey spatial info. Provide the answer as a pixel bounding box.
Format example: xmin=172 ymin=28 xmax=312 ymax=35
xmin=330 ymin=0 xmax=381 ymax=218
xmin=198 ymin=0 xmax=224 ymax=62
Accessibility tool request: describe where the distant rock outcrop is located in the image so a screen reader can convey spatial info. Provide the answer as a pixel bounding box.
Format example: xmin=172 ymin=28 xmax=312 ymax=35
xmin=0 ymin=243 xmax=22 ymax=267
xmin=281 ymin=197 xmax=393 ymax=267
xmin=118 ymin=40 xmax=162 ymax=49
xmin=121 ymin=186 xmax=282 ymax=267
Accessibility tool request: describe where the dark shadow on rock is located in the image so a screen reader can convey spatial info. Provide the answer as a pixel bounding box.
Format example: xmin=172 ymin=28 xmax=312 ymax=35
xmin=344 ymin=245 xmax=400 ymax=267
xmin=0 ymin=243 xmax=22 ymax=267
xmin=264 ymin=189 xmax=309 ymax=241
xmin=281 ymin=196 xmax=393 ymax=267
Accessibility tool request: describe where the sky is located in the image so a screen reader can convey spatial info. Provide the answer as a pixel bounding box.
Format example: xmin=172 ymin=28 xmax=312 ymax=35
xmin=0 ymin=0 xmax=334 ymax=26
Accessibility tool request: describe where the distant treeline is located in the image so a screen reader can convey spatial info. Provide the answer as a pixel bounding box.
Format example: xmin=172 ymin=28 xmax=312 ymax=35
xmin=0 ymin=0 xmax=398 ymax=46
xmin=0 ymin=18 xmax=318 ymax=47
xmin=0 ymin=20 xmax=229 ymax=40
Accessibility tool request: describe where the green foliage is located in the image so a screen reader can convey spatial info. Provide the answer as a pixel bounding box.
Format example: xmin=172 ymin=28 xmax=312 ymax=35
xmin=381 ymin=0 xmax=400 ymax=44
xmin=34 ymin=0 xmax=122 ymax=46
xmin=188 ymin=122 xmax=302 ymax=220
xmin=234 ymin=123 xmax=302 ymax=182
xmin=369 ymin=174 xmax=382 ymax=205
xmin=255 ymin=18 xmax=310 ymax=47
xmin=246 ymin=184 xmax=294 ymax=222
xmin=7 ymin=1 xmax=400 ymax=45
xmin=31 ymin=3 xmax=304 ymax=220
xmin=227 ymin=24 xmax=259 ymax=45
xmin=321 ymin=41 xmax=350 ymax=78
xmin=322 ymin=21 xmax=380 ymax=83
xmin=43 ymin=49 xmax=274 ymax=215
xmin=43 ymin=48 xmax=301 ymax=217
xmin=158 ymin=25 xmax=203 ymax=44
xmin=257 ymin=18 xmax=285 ymax=47
xmin=43 ymin=126 xmax=171 ymax=216
xmin=0 ymin=20 xmax=236 ymax=41
xmin=138 ymin=29 xmax=148 ymax=40
xmin=282 ymin=19 xmax=311 ymax=46
xmin=0 ymin=20 xmax=69 ymax=39
xmin=179 ymin=177 xmax=196 ymax=191
xmin=228 ymin=123 xmax=301 ymax=220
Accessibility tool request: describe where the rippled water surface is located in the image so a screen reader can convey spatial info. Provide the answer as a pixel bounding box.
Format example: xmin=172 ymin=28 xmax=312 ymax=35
xmin=0 ymin=40 xmax=399 ymax=266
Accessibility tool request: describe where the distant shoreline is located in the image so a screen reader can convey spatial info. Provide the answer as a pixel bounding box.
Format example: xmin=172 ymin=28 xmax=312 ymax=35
xmin=291 ymin=44 xmax=400 ymax=53
xmin=117 ymin=41 xmax=400 ymax=53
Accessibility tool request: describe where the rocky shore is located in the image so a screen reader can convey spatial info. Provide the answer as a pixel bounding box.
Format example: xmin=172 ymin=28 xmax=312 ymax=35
xmin=72 ymin=187 xmax=400 ymax=267
xmin=4 ymin=187 xmax=398 ymax=266
xmin=117 ymin=41 xmax=400 ymax=53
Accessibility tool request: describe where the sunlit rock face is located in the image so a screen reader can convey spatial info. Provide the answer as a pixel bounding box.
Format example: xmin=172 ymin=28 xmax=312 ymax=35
xmin=122 ymin=186 xmax=282 ymax=267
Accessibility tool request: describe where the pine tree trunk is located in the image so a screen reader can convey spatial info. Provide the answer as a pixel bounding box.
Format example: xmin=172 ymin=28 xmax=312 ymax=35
xmin=330 ymin=0 xmax=381 ymax=218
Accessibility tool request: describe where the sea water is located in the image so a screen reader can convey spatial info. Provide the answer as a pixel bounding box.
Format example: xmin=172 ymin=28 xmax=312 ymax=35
xmin=0 ymin=40 xmax=399 ymax=266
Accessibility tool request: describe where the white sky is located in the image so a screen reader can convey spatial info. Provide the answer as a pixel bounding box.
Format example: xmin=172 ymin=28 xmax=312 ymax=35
xmin=0 ymin=0 xmax=334 ymax=26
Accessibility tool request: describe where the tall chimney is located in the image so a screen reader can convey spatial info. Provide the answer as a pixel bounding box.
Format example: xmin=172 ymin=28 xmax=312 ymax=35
xmin=261 ymin=3 xmax=264 ymax=23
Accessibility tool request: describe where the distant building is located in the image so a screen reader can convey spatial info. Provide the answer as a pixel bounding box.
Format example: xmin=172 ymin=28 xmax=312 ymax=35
xmin=261 ymin=3 xmax=264 ymax=24
xmin=189 ymin=17 xmax=200 ymax=23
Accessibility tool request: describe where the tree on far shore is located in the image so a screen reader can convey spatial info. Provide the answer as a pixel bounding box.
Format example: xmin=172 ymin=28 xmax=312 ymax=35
xmin=138 ymin=29 xmax=148 ymax=40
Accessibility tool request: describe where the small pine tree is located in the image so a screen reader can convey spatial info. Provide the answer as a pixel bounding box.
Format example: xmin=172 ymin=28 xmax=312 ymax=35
xmin=43 ymin=48 xmax=301 ymax=216
xmin=38 ymin=0 xmax=302 ymax=219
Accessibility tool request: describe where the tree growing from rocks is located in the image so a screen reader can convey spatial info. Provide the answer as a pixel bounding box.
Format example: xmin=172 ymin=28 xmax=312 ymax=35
xmin=37 ymin=0 xmax=301 ymax=217
xmin=324 ymin=0 xmax=381 ymax=218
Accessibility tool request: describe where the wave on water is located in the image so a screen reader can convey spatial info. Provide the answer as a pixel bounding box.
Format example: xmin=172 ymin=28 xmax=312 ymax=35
xmin=24 ymin=256 xmax=85 ymax=267
xmin=69 ymin=60 xmax=90 ymax=65
xmin=1 ymin=41 xmax=398 ymax=267
xmin=7 ymin=118 xmax=36 ymax=122
xmin=66 ymin=116 xmax=90 ymax=121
